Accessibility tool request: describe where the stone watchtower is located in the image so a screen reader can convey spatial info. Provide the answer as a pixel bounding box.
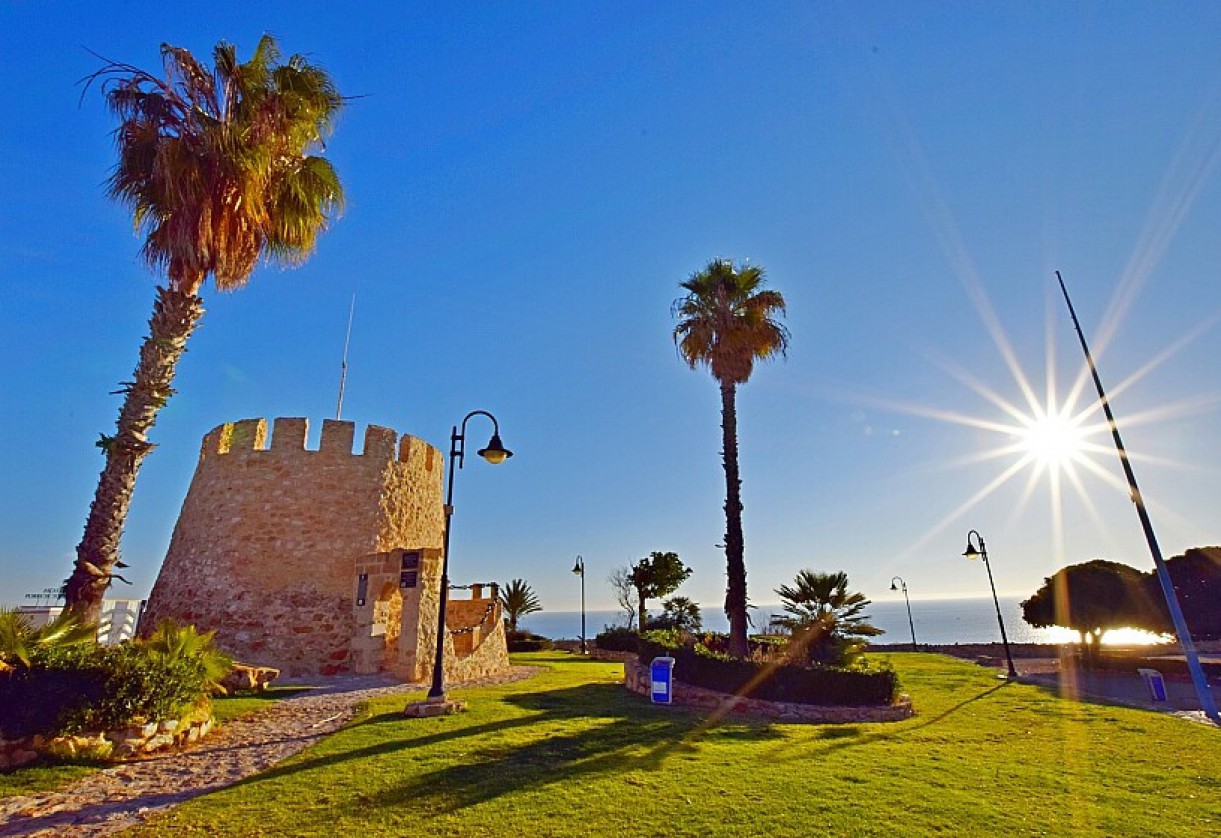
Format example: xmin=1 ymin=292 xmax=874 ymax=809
xmin=142 ymin=417 xmax=508 ymax=680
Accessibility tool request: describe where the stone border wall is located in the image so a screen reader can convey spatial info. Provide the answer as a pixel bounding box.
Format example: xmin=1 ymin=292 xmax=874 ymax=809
xmin=624 ymin=659 xmax=913 ymax=723
xmin=0 ymin=716 xmax=214 ymax=770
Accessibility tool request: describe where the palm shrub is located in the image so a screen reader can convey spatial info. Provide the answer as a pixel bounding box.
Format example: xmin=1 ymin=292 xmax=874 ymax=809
xmin=0 ymin=608 xmax=97 ymax=669
xmin=499 ymin=579 xmax=542 ymax=632
xmin=143 ymin=619 xmax=234 ymax=692
xmin=773 ymin=570 xmax=883 ymax=667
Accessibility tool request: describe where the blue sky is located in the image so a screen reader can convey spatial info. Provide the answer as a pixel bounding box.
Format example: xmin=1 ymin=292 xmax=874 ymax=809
xmin=3 ymin=2 xmax=1221 ymax=619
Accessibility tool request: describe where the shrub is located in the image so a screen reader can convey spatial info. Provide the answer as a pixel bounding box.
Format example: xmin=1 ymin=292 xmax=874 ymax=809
xmin=0 ymin=632 xmax=215 ymax=740
xmin=638 ymin=636 xmax=899 ymax=707
xmin=594 ymin=626 xmax=640 ymax=653
xmin=506 ymin=631 xmax=554 ymax=652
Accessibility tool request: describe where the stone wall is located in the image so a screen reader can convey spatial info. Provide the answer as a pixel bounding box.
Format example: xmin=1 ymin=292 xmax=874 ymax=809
xmin=144 ymin=418 xmax=447 ymax=677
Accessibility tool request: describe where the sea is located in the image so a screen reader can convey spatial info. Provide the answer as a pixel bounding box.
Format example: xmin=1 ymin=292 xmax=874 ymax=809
xmin=517 ymin=596 xmax=1166 ymax=647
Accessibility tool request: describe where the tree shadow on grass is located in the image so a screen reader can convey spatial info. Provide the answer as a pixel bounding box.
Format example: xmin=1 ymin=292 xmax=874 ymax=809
xmin=338 ymin=684 xmax=782 ymax=816
xmin=226 ymin=681 xmax=779 ymax=816
xmin=760 ymin=682 xmax=1011 ymax=762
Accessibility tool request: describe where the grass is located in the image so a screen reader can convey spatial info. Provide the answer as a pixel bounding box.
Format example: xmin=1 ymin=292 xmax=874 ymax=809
xmin=0 ymin=685 xmax=308 ymax=800
xmin=123 ymin=652 xmax=1218 ymax=838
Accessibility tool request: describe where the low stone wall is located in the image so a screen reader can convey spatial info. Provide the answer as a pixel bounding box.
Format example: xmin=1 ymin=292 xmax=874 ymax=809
xmin=0 ymin=716 xmax=215 ymax=770
xmin=624 ymin=659 xmax=913 ymax=724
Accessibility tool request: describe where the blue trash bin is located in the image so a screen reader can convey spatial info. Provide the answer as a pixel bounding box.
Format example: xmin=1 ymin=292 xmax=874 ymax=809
xmin=650 ymin=656 xmax=675 ymax=704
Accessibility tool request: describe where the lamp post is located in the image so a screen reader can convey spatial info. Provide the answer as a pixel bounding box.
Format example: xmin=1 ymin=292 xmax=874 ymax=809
xmin=572 ymin=554 xmax=586 ymax=654
xmin=890 ymin=576 xmax=917 ymax=652
xmin=963 ymin=530 xmax=1018 ymax=679
xmin=416 ymin=410 xmax=511 ymax=713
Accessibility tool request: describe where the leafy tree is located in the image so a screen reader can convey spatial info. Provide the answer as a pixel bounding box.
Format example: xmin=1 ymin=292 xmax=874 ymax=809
xmin=629 ymin=551 xmax=692 ymax=630
xmin=654 ymin=596 xmax=702 ymax=632
xmin=773 ymin=570 xmax=882 ymax=667
xmin=673 ymin=259 xmax=788 ymax=658
xmin=65 ymin=37 xmax=345 ymax=623
xmin=608 ymin=566 xmax=637 ymax=630
xmin=1158 ymin=546 xmax=1221 ymax=640
xmin=1022 ymin=559 xmax=1164 ymax=662
xmin=499 ymin=579 xmax=542 ymax=632
xmin=0 ymin=608 xmax=97 ymax=669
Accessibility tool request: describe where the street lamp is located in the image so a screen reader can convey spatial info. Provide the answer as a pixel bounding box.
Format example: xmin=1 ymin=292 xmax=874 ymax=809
xmin=963 ymin=530 xmax=1018 ymax=679
xmin=572 ymin=554 xmax=586 ymax=654
xmin=411 ymin=410 xmax=511 ymax=716
xmin=890 ymin=576 xmax=917 ymax=652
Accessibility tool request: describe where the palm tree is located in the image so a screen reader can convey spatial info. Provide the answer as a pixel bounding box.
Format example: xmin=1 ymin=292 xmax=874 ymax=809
xmin=65 ymin=37 xmax=344 ymax=623
xmin=773 ymin=570 xmax=882 ymax=666
xmin=499 ymin=579 xmax=543 ymax=632
xmin=673 ymin=259 xmax=789 ymax=658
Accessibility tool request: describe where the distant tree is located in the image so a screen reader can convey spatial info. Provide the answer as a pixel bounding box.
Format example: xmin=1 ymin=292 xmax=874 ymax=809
xmin=608 ymin=566 xmax=637 ymax=630
xmin=65 ymin=36 xmax=345 ymax=624
xmin=1022 ymin=560 xmax=1164 ymax=662
xmin=630 ymin=551 xmax=692 ymax=631
xmin=499 ymin=579 xmax=542 ymax=632
xmin=673 ymin=259 xmax=789 ymax=658
xmin=773 ymin=570 xmax=882 ymax=666
xmin=654 ymin=596 xmax=702 ymax=632
xmin=1157 ymin=546 xmax=1221 ymax=640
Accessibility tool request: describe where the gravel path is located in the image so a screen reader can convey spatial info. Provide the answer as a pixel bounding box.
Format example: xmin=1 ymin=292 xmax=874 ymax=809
xmin=0 ymin=666 xmax=542 ymax=837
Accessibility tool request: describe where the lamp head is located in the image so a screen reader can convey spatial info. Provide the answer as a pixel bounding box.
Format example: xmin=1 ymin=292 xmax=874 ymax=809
xmin=890 ymin=581 xmax=898 ymax=591
xmin=963 ymin=539 xmax=981 ymax=560
xmin=477 ymin=432 xmax=513 ymax=465
xmin=572 ymin=557 xmax=584 ymax=575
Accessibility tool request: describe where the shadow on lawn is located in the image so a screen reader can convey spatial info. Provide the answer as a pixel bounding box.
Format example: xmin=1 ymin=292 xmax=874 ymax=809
xmin=761 ymin=681 xmax=1011 ymax=763
xmin=342 ymin=684 xmax=781 ymax=815
xmin=229 ymin=681 xmax=777 ymax=815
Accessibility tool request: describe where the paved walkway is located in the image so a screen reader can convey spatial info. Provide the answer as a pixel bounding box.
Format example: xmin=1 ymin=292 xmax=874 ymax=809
xmin=1008 ymin=659 xmax=1221 ymax=725
xmin=0 ymin=667 xmax=542 ymax=837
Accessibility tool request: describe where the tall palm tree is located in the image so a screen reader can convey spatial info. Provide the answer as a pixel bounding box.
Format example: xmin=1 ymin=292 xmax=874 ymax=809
xmin=499 ymin=579 xmax=543 ymax=632
xmin=673 ymin=259 xmax=789 ymax=658
xmin=65 ymin=37 xmax=344 ymax=623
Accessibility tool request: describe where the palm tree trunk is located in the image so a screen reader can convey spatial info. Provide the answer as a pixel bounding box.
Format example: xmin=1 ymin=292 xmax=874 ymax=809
xmin=64 ymin=285 xmax=205 ymax=625
xmin=720 ymin=380 xmax=749 ymax=658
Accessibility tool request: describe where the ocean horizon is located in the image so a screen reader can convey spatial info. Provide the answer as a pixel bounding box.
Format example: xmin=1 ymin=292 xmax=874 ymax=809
xmin=517 ymin=595 xmax=1167 ymax=647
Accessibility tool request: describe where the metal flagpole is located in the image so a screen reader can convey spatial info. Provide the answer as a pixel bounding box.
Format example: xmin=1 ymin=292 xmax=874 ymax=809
xmin=336 ymin=294 xmax=355 ymax=420
xmin=1056 ymin=270 xmax=1219 ymax=724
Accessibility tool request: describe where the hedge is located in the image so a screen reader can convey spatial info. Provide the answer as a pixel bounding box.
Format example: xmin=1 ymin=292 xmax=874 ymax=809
xmin=0 ymin=644 xmax=209 ymax=740
xmin=637 ymin=638 xmax=898 ymax=707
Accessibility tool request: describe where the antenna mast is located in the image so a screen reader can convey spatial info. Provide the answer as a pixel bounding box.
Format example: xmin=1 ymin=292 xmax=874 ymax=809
xmin=336 ymin=294 xmax=355 ymax=420
xmin=1056 ymin=270 xmax=1219 ymax=725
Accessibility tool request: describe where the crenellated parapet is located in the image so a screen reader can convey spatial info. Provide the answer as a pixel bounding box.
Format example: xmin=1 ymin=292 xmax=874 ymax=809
xmin=198 ymin=417 xmax=440 ymax=472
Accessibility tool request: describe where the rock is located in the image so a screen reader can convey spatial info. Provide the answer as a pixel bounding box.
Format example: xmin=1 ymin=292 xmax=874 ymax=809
xmin=219 ymin=663 xmax=281 ymax=694
xmin=158 ymin=719 xmax=180 ymax=734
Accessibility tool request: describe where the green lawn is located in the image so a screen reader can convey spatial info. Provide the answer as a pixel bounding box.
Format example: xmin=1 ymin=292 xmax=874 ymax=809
xmin=127 ymin=653 xmax=1218 ymax=838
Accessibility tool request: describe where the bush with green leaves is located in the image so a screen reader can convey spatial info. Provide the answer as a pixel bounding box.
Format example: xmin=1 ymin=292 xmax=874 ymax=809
xmin=0 ymin=619 xmax=227 ymax=740
xmin=594 ymin=626 xmax=641 ymax=653
xmin=505 ymin=631 xmax=554 ymax=653
xmin=0 ymin=607 xmax=97 ymax=668
xmin=638 ymin=633 xmax=898 ymax=707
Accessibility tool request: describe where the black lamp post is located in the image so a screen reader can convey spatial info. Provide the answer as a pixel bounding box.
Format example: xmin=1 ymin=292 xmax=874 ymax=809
xmin=572 ymin=554 xmax=586 ymax=654
xmin=890 ymin=576 xmax=917 ymax=652
xmin=963 ymin=530 xmax=1018 ymax=679
xmin=425 ymin=410 xmax=512 ymax=707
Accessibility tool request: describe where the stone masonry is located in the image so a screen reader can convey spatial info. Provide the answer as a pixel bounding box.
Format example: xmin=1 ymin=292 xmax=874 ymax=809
xmin=142 ymin=417 xmax=509 ymax=680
